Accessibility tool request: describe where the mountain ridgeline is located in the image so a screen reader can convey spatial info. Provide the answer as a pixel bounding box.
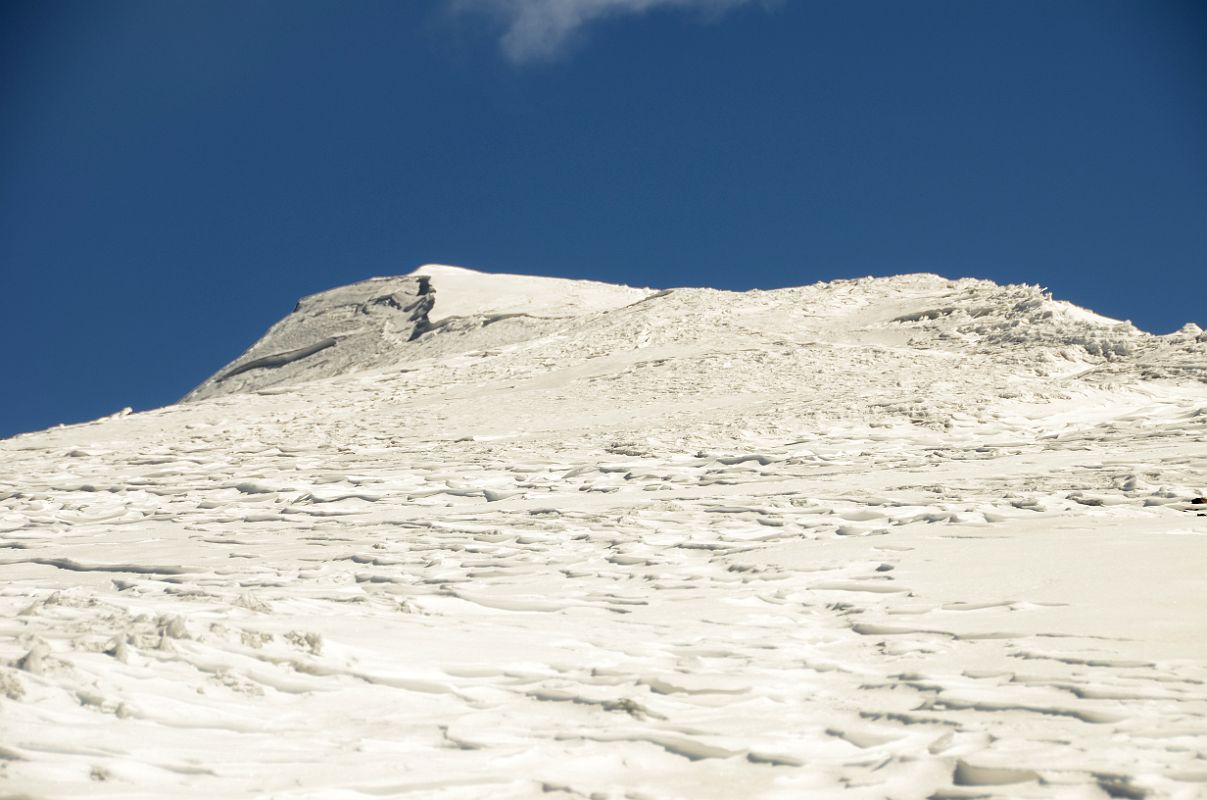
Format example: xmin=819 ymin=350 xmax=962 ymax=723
xmin=186 ymin=265 xmax=1206 ymax=408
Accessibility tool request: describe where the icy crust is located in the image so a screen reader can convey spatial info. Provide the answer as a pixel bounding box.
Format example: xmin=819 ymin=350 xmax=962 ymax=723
xmin=3 ymin=266 xmax=1207 ymax=799
xmin=883 ymin=279 xmax=1141 ymax=358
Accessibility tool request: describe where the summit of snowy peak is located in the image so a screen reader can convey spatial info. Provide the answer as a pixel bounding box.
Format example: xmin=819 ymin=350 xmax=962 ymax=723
xmin=182 ymin=266 xmax=1198 ymax=405
xmin=405 ymin=264 xmax=651 ymax=323
xmin=184 ymin=265 xmax=653 ymax=401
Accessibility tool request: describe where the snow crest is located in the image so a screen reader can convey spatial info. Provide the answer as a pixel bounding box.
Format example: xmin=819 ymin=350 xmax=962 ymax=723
xmin=188 ymin=267 xmax=1200 ymax=403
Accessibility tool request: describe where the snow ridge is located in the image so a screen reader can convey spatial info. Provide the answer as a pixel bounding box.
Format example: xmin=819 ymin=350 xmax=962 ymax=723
xmin=187 ymin=266 xmax=1202 ymax=403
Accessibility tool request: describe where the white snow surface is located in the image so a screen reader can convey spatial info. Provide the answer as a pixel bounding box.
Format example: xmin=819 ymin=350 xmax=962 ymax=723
xmin=3 ymin=266 xmax=1207 ymax=799
xmin=409 ymin=264 xmax=652 ymax=323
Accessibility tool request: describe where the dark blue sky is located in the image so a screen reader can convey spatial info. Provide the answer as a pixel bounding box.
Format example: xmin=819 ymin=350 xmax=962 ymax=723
xmin=2 ymin=0 xmax=1205 ymax=437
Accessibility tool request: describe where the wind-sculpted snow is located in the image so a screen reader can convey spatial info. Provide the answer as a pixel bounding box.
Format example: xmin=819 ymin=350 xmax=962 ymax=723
xmin=2 ymin=267 xmax=1206 ymax=798
xmin=185 ymin=265 xmax=653 ymax=402
xmin=184 ymin=274 xmax=432 ymax=401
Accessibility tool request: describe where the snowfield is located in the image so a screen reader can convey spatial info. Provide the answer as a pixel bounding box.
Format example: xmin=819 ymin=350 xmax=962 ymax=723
xmin=2 ymin=265 xmax=1206 ymax=799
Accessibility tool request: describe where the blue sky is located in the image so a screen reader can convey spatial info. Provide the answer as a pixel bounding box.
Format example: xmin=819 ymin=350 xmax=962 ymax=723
xmin=2 ymin=0 xmax=1205 ymax=437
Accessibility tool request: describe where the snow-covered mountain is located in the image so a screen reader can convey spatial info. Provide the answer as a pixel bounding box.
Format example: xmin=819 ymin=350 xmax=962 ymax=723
xmin=3 ymin=265 xmax=1206 ymax=799
xmin=185 ymin=265 xmax=653 ymax=402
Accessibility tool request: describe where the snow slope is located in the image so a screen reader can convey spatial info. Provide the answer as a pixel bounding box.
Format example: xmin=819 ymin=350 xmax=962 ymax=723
xmin=2 ymin=266 xmax=1206 ymax=799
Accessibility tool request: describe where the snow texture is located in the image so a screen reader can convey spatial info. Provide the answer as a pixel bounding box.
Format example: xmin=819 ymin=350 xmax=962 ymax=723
xmin=2 ymin=265 xmax=1206 ymax=799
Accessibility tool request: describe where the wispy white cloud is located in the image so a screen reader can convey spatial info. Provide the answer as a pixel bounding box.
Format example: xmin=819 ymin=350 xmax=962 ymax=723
xmin=450 ymin=0 xmax=770 ymax=64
